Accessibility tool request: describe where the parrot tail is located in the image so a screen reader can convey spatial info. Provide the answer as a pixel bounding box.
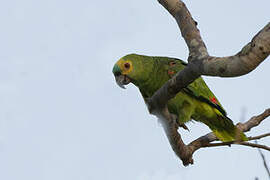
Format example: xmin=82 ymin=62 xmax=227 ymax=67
xmin=208 ymin=115 xmax=248 ymax=142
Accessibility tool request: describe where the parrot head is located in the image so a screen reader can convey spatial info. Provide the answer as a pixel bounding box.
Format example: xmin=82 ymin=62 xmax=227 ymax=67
xmin=112 ymin=54 xmax=153 ymax=89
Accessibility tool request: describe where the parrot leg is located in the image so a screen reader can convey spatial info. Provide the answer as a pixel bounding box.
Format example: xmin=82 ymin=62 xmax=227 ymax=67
xmin=177 ymin=101 xmax=195 ymax=131
xmin=171 ymin=113 xmax=189 ymax=131
xmin=179 ymin=123 xmax=189 ymax=131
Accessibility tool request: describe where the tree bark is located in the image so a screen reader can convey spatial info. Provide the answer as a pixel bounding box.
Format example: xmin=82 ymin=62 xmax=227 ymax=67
xmin=146 ymin=0 xmax=270 ymax=166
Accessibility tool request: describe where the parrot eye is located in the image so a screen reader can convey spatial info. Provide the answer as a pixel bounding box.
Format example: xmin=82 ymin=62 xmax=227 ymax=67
xmin=169 ymin=61 xmax=176 ymax=66
xmin=124 ymin=63 xmax=130 ymax=69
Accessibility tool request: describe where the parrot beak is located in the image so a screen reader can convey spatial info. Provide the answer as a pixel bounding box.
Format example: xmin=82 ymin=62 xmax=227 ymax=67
xmin=114 ymin=74 xmax=131 ymax=89
xmin=113 ymin=63 xmax=131 ymax=89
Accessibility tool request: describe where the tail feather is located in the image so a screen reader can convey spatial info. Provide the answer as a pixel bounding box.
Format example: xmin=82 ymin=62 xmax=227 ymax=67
xmin=208 ymin=116 xmax=248 ymax=142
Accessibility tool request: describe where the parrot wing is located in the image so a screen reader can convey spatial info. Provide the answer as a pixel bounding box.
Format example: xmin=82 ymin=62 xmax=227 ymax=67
xmin=168 ymin=59 xmax=247 ymax=141
xmin=167 ymin=58 xmax=227 ymax=116
xmin=183 ymin=78 xmax=227 ymax=116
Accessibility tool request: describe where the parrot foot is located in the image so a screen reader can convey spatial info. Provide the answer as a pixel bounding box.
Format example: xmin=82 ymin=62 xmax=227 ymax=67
xmin=179 ymin=123 xmax=189 ymax=131
xmin=171 ymin=114 xmax=190 ymax=131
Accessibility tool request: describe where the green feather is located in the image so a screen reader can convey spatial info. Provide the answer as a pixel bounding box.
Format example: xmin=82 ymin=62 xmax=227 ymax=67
xmin=114 ymin=54 xmax=247 ymax=142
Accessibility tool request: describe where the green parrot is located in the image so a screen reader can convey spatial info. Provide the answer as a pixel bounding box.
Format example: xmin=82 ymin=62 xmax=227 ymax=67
xmin=112 ymin=54 xmax=247 ymax=142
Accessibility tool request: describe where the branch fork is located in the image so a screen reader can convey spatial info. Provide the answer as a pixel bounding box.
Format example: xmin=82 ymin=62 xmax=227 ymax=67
xmin=148 ymin=0 xmax=270 ymax=166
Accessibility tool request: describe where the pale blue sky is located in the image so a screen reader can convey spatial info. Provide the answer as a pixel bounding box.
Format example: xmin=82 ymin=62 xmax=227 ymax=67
xmin=0 ymin=0 xmax=269 ymax=180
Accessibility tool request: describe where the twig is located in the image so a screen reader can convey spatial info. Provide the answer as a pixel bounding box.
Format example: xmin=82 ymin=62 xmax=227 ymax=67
xmin=159 ymin=108 xmax=270 ymax=166
xmin=189 ymin=109 xmax=270 ymax=153
xmin=256 ymin=140 xmax=270 ymax=179
xmin=202 ymin=141 xmax=270 ymax=151
xmin=196 ymin=133 xmax=270 ymax=149
xmin=249 ymin=133 xmax=270 ymax=141
xmin=239 ymin=142 xmax=270 ymax=151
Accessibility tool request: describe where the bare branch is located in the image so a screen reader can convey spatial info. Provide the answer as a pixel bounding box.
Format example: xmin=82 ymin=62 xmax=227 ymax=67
xmin=203 ymin=141 xmax=270 ymax=151
xmin=256 ymin=140 xmax=270 ymax=179
xmin=189 ymin=109 xmax=270 ymax=153
xmin=148 ymin=0 xmax=269 ymax=122
xmin=240 ymin=142 xmax=270 ymax=151
xmin=158 ymin=109 xmax=270 ymax=166
xmin=189 ymin=133 xmax=270 ymax=151
xmin=147 ymin=0 xmax=270 ymax=166
xmin=249 ymin=133 xmax=270 ymax=141
xmin=202 ymin=22 xmax=270 ymax=77
xmin=158 ymin=0 xmax=208 ymax=59
xmin=188 ymin=132 xmax=270 ymax=153
xmin=237 ymin=109 xmax=270 ymax=132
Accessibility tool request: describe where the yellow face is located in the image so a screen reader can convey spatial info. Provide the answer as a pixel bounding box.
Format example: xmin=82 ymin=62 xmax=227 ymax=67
xmin=113 ymin=58 xmax=134 ymax=89
xmin=113 ymin=54 xmax=149 ymax=89
xmin=116 ymin=59 xmax=133 ymax=75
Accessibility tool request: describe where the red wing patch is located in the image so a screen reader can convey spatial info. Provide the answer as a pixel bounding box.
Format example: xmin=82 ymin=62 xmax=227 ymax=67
xmin=168 ymin=70 xmax=175 ymax=75
xmin=210 ymin=97 xmax=217 ymax=104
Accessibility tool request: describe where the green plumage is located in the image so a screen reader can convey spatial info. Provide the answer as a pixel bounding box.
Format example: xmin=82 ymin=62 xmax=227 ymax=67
xmin=113 ymin=54 xmax=247 ymax=142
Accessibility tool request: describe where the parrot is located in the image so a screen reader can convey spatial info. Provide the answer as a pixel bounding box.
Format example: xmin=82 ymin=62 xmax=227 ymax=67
xmin=112 ymin=53 xmax=247 ymax=142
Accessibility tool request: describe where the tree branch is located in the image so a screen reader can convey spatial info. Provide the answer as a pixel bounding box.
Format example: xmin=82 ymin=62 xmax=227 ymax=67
xmin=204 ymin=141 xmax=270 ymax=151
xmin=146 ymin=0 xmax=270 ymax=166
xmin=202 ymin=22 xmax=270 ymax=77
xmin=256 ymin=140 xmax=270 ymax=179
xmin=147 ymin=0 xmax=270 ymax=113
xmin=161 ymin=109 xmax=270 ymax=166
xmin=157 ymin=0 xmax=208 ymax=59
xmin=249 ymin=133 xmax=270 ymax=141
xmin=188 ymin=109 xmax=270 ymax=159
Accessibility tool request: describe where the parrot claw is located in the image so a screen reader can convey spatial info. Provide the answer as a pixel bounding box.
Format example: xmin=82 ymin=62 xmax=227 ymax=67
xmin=179 ymin=124 xmax=190 ymax=131
xmin=171 ymin=114 xmax=189 ymax=131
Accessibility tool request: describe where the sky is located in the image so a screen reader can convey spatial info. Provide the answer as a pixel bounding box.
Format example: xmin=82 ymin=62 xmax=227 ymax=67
xmin=0 ymin=0 xmax=269 ymax=180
